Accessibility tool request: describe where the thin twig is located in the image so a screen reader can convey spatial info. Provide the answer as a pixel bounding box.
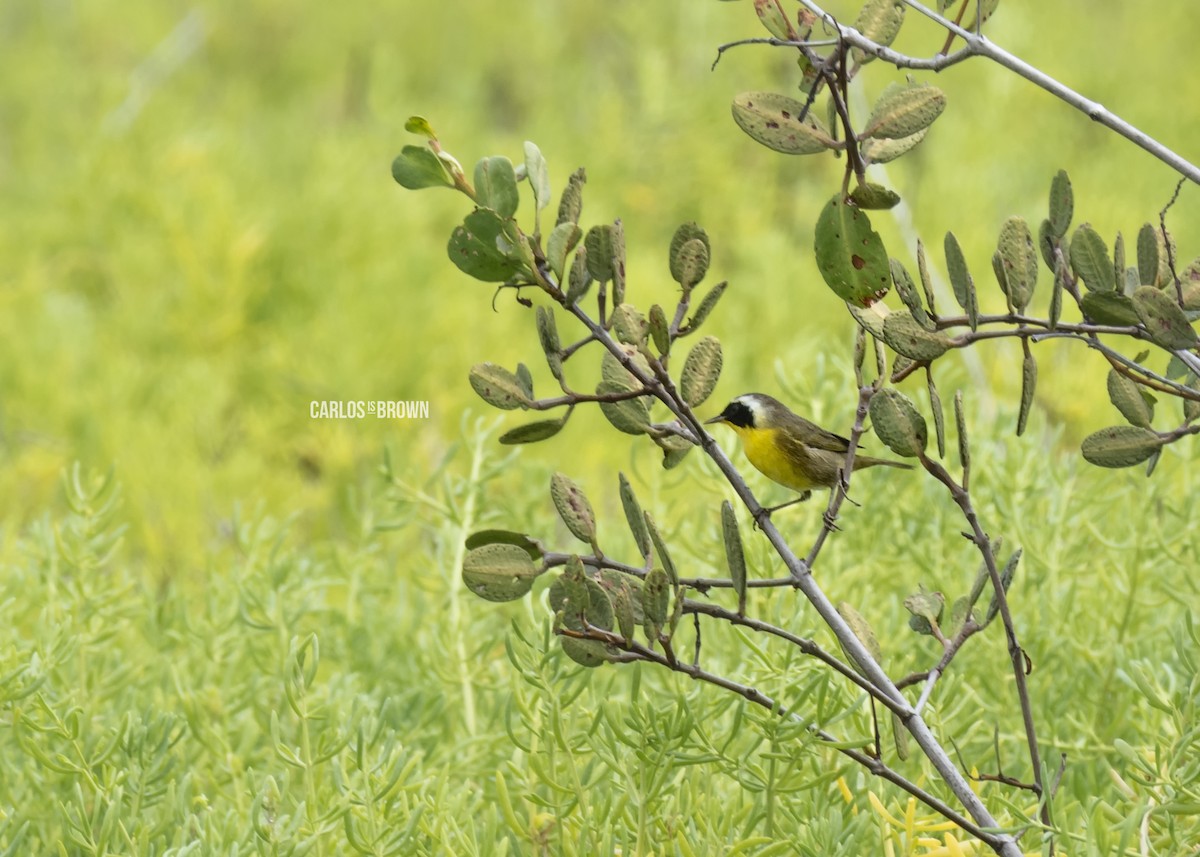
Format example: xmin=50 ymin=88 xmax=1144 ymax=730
xmin=1159 ymin=177 xmax=1187 ymax=303
xmin=920 ymin=453 xmax=1053 ymax=837
xmin=805 ymin=384 xmax=878 ymax=569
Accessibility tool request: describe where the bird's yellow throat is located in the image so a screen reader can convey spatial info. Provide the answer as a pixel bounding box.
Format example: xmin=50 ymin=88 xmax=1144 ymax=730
xmin=728 ymin=424 xmax=818 ymax=492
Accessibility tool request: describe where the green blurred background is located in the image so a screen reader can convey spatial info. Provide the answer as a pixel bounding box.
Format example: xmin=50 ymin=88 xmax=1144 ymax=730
xmin=1 ymin=0 xmax=1197 ymax=561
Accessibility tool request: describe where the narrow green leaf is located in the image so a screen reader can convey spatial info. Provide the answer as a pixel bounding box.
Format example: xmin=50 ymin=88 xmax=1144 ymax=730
xmin=1038 ymin=218 xmax=1057 ymax=271
xmin=1049 ymin=251 xmax=1065 ymax=329
xmin=916 ymin=239 xmax=937 ymax=316
xmin=566 ymin=245 xmax=591 ymax=304
xmin=649 ymin=304 xmax=671 ymax=356
xmin=499 ymin=417 xmax=567 ymax=445
xmin=643 ymin=513 xmax=678 ymax=586
xmin=1137 ymin=223 xmax=1160 ymax=287
xmin=1070 ymin=224 xmax=1115 ymax=292
xmin=1017 ymin=348 xmax=1036 ymax=436
xmin=546 ymin=222 xmax=582 ymax=281
xmin=585 ymin=224 xmax=616 ymax=282
xmin=927 ymin=369 xmax=945 ymax=458
xmin=523 ymin=141 xmax=551 ymax=214
xmin=997 ymin=216 xmax=1038 ymax=312
xmin=954 ymin=390 xmax=969 ymax=475
xmin=611 ymin=218 xmax=627 ymax=305
xmin=537 ymin=306 xmax=563 ymax=380
xmin=684 ymin=281 xmax=728 ymax=334
xmin=515 ymin=362 xmax=535 ymax=400
xmin=814 ymin=195 xmax=892 ymax=306
xmin=721 ymin=501 xmax=747 ymax=616
xmin=944 ymin=232 xmax=978 ymax=329
xmin=642 ymin=568 xmax=671 ymax=641
xmin=556 ymin=167 xmax=586 ymax=226
xmin=611 ymin=578 xmax=637 ymax=643
xmin=1113 ymin=231 xmax=1126 ymax=293
xmin=618 ymin=473 xmax=652 ymax=558
xmin=985 ymin=548 xmax=1019 ymax=626
xmin=890 ymin=259 xmax=929 ymax=327
xmin=1048 ymin=170 xmax=1073 ymax=238
xmin=680 ymin=336 xmax=723 ymax=407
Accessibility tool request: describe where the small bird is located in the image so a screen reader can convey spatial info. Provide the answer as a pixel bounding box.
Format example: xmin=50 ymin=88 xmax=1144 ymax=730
xmin=705 ymin=393 xmax=911 ymax=514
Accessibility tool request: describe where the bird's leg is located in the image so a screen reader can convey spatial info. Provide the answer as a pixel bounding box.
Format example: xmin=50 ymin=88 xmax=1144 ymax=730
xmin=836 ymin=467 xmax=861 ymax=508
xmin=753 ymin=491 xmax=812 ymax=530
xmin=764 ymin=490 xmax=812 ymax=515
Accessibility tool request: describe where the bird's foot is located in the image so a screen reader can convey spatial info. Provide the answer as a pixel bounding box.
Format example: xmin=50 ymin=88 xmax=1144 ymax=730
xmin=752 ymin=491 xmax=813 ymax=531
xmin=822 ymin=508 xmax=842 ymax=532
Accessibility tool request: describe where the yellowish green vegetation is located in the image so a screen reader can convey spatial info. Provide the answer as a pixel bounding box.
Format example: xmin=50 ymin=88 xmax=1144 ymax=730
xmin=0 ymin=0 xmax=1198 ymax=853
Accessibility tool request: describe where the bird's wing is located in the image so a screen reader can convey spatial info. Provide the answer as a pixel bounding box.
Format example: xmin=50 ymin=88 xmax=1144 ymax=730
xmin=785 ymin=413 xmax=854 ymax=453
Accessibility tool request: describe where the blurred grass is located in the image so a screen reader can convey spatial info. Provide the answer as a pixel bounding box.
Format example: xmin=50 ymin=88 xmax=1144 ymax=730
xmin=0 ymin=1 xmax=1197 ymax=563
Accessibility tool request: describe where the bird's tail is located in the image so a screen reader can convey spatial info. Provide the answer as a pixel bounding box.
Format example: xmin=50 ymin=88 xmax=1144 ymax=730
xmin=856 ymin=456 xmax=914 ymax=471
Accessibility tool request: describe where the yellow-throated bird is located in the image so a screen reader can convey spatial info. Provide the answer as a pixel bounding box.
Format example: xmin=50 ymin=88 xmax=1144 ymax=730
xmin=705 ymin=393 xmax=911 ymax=513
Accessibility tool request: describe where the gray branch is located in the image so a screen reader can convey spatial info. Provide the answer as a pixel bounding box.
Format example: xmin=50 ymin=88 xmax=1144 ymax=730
xmin=790 ymin=0 xmax=1200 ymax=184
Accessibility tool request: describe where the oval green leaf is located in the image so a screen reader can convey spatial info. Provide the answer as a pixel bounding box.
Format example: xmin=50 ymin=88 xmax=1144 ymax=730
xmin=881 ymin=310 xmax=951 ymax=362
xmin=1132 ymin=286 xmax=1198 ymax=349
xmin=392 ymin=146 xmax=453 ymax=190
xmin=868 ymin=388 xmax=927 ymax=458
xmin=680 ymin=336 xmax=723 ymax=407
xmin=814 ymin=195 xmax=891 ymax=306
xmin=997 ymin=216 xmax=1038 ymax=312
xmin=462 ymin=543 xmax=541 ymax=602
xmin=1106 ymin=369 xmax=1153 ymax=429
xmin=863 ymin=82 xmax=946 ymax=140
xmin=731 ymin=91 xmax=837 ymax=155
xmin=469 ymin=362 xmax=529 ymax=410
xmin=1080 ymin=425 xmax=1164 ymax=469
xmin=550 ymin=473 xmax=597 ymax=545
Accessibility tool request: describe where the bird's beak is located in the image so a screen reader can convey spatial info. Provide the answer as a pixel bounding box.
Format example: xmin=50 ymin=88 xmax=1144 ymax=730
xmin=704 ymin=413 xmax=728 ymax=425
